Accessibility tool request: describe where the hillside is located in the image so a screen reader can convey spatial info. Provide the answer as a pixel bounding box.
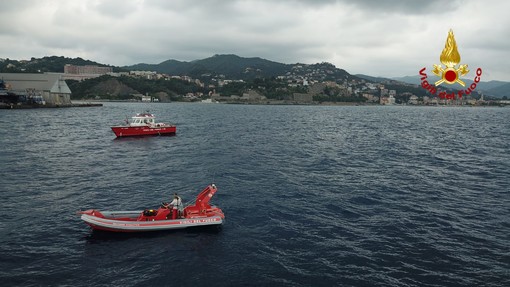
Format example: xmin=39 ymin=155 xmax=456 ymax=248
xmin=128 ymin=59 xmax=190 ymax=75
xmin=486 ymin=82 xmax=510 ymax=98
xmin=124 ymin=54 xmax=290 ymax=80
xmin=66 ymin=76 xmax=139 ymax=100
xmin=0 ymin=56 xmax=120 ymax=73
xmin=125 ymin=55 xmax=359 ymax=85
xmin=3 ymin=54 xmax=509 ymax=100
xmin=355 ymin=74 xmax=393 ymax=83
xmin=66 ymin=75 xmax=200 ymax=101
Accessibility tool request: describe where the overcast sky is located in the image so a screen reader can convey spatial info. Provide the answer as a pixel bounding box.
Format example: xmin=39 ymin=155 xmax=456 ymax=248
xmin=1 ymin=0 xmax=508 ymax=81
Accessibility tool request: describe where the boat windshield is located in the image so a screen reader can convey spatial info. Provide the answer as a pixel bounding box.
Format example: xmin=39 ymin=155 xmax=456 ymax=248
xmin=132 ymin=118 xmax=154 ymax=125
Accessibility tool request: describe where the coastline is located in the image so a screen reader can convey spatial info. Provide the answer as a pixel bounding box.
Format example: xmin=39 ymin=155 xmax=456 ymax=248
xmin=0 ymin=102 xmax=103 ymax=109
xmin=2 ymin=99 xmax=507 ymax=109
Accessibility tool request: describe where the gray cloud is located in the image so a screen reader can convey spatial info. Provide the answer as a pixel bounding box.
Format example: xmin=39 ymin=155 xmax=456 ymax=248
xmin=335 ymin=0 xmax=462 ymax=14
xmin=0 ymin=0 xmax=508 ymax=81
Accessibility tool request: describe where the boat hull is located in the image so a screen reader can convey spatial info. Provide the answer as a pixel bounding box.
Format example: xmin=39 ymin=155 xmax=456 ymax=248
xmin=81 ymin=211 xmax=223 ymax=232
xmin=79 ymin=185 xmax=224 ymax=233
xmin=111 ymin=125 xmax=176 ymax=137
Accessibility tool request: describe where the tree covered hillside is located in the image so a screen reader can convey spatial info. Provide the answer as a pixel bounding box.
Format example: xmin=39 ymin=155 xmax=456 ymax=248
xmin=124 ymin=54 xmax=290 ymax=80
xmin=0 ymin=56 xmax=120 ymax=73
xmin=66 ymin=75 xmax=201 ymax=101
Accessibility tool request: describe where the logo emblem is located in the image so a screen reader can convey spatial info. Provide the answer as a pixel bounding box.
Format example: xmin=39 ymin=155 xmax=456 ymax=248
xmin=418 ymin=29 xmax=482 ymax=100
xmin=432 ymin=29 xmax=469 ymax=86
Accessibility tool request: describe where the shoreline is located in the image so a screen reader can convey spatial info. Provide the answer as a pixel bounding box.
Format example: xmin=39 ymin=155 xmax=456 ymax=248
xmin=1 ymin=100 xmax=507 ymax=109
xmin=0 ymin=102 xmax=103 ymax=109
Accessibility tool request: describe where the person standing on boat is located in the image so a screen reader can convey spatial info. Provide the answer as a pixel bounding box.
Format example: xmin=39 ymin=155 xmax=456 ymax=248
xmin=169 ymin=193 xmax=183 ymax=219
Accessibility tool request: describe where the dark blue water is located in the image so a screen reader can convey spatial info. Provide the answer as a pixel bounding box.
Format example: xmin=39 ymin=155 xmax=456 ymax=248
xmin=0 ymin=103 xmax=508 ymax=286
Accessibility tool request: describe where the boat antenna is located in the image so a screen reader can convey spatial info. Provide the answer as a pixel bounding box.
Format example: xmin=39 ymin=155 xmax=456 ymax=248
xmin=211 ymin=170 xmax=216 ymax=186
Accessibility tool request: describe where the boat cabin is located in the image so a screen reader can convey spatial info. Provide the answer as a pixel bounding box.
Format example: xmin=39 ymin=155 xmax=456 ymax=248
xmin=130 ymin=113 xmax=155 ymax=126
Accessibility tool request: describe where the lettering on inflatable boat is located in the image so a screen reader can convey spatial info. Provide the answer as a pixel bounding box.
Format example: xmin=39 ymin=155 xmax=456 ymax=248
xmin=180 ymin=218 xmax=219 ymax=224
xmin=111 ymin=222 xmax=134 ymax=227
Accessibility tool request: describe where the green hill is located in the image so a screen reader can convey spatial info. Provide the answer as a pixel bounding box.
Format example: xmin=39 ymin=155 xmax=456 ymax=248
xmin=0 ymin=56 xmax=120 ymax=73
xmin=123 ymin=54 xmax=289 ymax=79
xmin=66 ymin=75 xmax=200 ymax=101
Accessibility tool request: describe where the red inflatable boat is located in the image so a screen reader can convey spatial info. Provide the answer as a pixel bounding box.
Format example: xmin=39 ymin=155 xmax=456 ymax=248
xmin=79 ymin=184 xmax=224 ymax=232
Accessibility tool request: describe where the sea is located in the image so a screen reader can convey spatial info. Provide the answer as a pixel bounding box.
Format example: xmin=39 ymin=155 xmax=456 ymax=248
xmin=0 ymin=102 xmax=508 ymax=287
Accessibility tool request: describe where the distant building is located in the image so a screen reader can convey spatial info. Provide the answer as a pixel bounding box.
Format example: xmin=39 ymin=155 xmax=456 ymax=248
xmin=242 ymin=90 xmax=265 ymax=101
xmin=380 ymin=95 xmax=396 ymax=105
xmin=62 ymin=64 xmax=113 ymax=81
xmin=64 ymin=64 xmax=112 ymax=75
xmin=0 ymin=73 xmax=72 ymax=105
xmin=130 ymin=70 xmax=157 ymax=79
xmin=408 ymin=95 xmax=419 ymax=105
xmin=308 ymin=83 xmax=328 ymax=95
xmin=388 ymin=95 xmax=396 ymax=105
xmin=362 ymin=93 xmax=378 ymax=103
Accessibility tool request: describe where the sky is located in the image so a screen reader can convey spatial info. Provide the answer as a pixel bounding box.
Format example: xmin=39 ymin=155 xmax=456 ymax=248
xmin=1 ymin=0 xmax=509 ymax=81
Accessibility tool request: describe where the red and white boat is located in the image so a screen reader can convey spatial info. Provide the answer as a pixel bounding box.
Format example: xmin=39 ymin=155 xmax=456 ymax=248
xmin=111 ymin=112 xmax=176 ymax=137
xmin=79 ymin=184 xmax=224 ymax=232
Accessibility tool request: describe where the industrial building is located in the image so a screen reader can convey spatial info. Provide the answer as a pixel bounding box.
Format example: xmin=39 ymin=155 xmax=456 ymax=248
xmin=0 ymin=73 xmax=72 ymax=106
